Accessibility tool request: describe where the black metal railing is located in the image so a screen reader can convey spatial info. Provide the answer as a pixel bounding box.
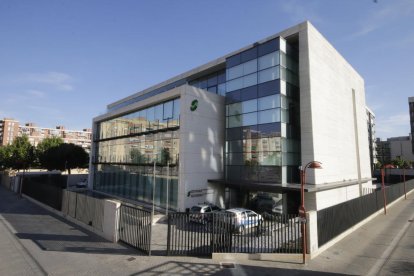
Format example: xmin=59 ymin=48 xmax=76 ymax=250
xmin=21 ymin=174 xmax=67 ymax=210
xmin=167 ymin=212 xmax=301 ymax=256
xmin=317 ymin=181 xmax=414 ymax=247
xmin=118 ymin=204 xmax=152 ymax=255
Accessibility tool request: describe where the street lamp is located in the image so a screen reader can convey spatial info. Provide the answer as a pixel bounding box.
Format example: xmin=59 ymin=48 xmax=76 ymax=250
xmin=403 ymin=165 xmax=407 ymax=200
xmin=299 ymin=161 xmax=322 ymax=264
xmin=381 ymin=164 xmax=395 ymax=215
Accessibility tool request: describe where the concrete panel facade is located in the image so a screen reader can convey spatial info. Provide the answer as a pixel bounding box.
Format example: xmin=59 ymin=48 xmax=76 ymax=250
xmin=297 ymin=22 xmax=372 ymax=210
xmin=178 ymin=85 xmax=225 ymax=210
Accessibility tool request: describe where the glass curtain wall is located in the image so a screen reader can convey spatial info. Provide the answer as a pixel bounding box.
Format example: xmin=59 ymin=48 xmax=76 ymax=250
xmin=188 ymin=70 xmax=227 ymax=96
xmin=224 ymin=37 xmax=300 ymax=185
xmin=93 ymin=98 xmax=180 ymax=209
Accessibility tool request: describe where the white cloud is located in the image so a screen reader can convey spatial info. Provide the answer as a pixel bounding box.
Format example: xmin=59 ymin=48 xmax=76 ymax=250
xmin=375 ymin=113 xmax=410 ymax=139
xmin=280 ymin=0 xmax=323 ymax=24
xmin=22 ymin=71 xmax=74 ymax=91
xmin=350 ymin=0 xmax=414 ymax=38
xmin=26 ymin=89 xmax=45 ymax=98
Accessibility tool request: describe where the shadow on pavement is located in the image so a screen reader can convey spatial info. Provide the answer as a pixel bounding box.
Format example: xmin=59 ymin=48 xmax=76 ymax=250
xmin=129 ymin=261 xmax=351 ymax=275
xmin=0 ymin=186 xmax=137 ymax=255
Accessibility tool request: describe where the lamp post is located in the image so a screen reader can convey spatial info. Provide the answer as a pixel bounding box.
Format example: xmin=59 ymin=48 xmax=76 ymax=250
xmin=380 ymin=164 xmax=395 ymax=215
xmin=403 ymin=165 xmax=407 ymax=200
xmin=299 ymin=161 xmax=322 ymax=264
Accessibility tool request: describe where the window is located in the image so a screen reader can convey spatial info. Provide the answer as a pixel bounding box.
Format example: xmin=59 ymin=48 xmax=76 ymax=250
xmin=258 ymin=66 xmax=280 ymax=84
xmin=258 ymin=51 xmax=280 ymax=70
xmin=227 ymin=99 xmax=257 ymax=116
xmin=258 ymin=94 xmax=280 ymax=110
xmin=226 ymin=59 xmax=258 ymax=81
xmin=258 ymin=109 xmax=280 ymax=124
xmin=163 ymin=101 xmax=173 ymax=120
xmin=226 ymin=78 xmax=243 ymax=92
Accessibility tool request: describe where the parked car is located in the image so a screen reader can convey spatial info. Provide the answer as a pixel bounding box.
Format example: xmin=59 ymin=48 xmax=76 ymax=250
xmin=76 ymin=178 xmax=88 ymax=188
xmin=224 ymin=208 xmax=263 ymax=233
xmin=189 ymin=203 xmax=222 ymax=224
xmin=250 ymin=193 xmax=283 ymax=217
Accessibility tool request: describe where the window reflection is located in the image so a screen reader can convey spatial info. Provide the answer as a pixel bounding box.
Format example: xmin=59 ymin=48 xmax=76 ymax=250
xmin=98 ymin=98 xmax=180 ymax=140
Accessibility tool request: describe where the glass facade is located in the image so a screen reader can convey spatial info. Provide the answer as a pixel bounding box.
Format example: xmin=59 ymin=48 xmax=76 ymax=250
xmin=93 ymin=98 xmax=180 ymax=209
xmin=94 ymin=35 xmax=301 ymax=211
xmin=189 ymin=70 xmax=226 ymax=96
xmin=224 ymin=37 xmax=300 ymax=185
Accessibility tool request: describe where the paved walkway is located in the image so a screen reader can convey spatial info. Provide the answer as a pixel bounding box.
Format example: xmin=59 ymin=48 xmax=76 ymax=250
xmin=0 ymin=184 xmax=413 ymax=275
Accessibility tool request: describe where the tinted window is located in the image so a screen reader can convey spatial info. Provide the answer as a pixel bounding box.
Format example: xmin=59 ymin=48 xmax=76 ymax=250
xmin=207 ymin=75 xmax=218 ymax=86
xmin=258 ymin=79 xmax=280 ymax=98
xmin=225 ymin=90 xmax=241 ymax=104
xmin=241 ymin=47 xmax=257 ymax=63
xmin=258 ymin=38 xmax=279 ymax=57
xmin=258 ymin=123 xmax=281 ymax=138
xmin=240 ymin=86 xmax=257 ymax=101
xmin=226 ymin=54 xmax=241 ymax=68
xmin=226 ymin=127 xmax=243 ymax=140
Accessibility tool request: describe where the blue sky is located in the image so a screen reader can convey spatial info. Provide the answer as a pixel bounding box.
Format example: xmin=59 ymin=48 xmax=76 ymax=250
xmin=0 ymin=0 xmax=413 ymax=139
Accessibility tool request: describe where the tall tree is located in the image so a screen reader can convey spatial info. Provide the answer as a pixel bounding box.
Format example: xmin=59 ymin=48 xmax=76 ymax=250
xmin=36 ymin=136 xmax=63 ymax=167
xmin=42 ymin=143 xmax=89 ymax=174
xmin=0 ymin=145 xmax=12 ymax=170
xmin=9 ymin=135 xmax=35 ymax=171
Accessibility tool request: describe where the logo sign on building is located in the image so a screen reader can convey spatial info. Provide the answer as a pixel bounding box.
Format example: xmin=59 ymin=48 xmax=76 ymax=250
xmin=190 ymin=99 xmax=198 ymax=111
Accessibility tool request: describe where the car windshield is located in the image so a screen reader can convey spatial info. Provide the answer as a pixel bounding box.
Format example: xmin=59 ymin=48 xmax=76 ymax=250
xmin=211 ymin=206 xmax=220 ymax=211
xmin=190 ymin=206 xmax=202 ymax=212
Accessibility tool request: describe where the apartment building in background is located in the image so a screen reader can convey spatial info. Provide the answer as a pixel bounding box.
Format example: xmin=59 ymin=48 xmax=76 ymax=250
xmin=409 ymin=97 xmax=414 ymax=153
xmin=0 ymin=118 xmax=92 ymax=151
xmin=90 ymin=21 xmax=373 ymax=213
xmin=366 ymin=107 xmax=377 ymax=172
xmin=0 ymin=118 xmax=20 ymax=146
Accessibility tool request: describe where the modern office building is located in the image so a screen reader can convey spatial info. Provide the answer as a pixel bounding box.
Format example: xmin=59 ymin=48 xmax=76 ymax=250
xmin=90 ymin=21 xmax=372 ymax=213
xmin=0 ymin=118 xmax=92 ymax=151
xmin=376 ymin=136 xmax=414 ymax=164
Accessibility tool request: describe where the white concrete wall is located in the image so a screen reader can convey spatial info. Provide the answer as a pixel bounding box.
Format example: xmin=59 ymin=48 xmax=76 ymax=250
xmin=179 ymin=85 xmax=225 ymax=210
xmin=299 ymin=22 xmax=371 ymax=188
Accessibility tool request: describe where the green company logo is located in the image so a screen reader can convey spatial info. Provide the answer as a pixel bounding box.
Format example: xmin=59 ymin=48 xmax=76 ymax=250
xmin=190 ymin=99 xmax=198 ymax=111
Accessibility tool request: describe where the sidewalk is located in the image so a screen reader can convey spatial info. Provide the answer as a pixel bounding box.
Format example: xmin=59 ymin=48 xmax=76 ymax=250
xmin=0 ymin=185 xmax=413 ymax=275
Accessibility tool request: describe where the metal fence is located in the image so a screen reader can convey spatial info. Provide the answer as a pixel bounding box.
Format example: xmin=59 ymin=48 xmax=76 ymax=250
xmin=21 ymin=174 xmax=67 ymax=210
xmin=167 ymin=212 xmax=301 ymax=256
xmin=317 ymin=181 xmax=414 ymax=247
xmin=118 ymin=204 xmax=152 ymax=255
xmin=62 ymin=189 xmax=105 ymax=232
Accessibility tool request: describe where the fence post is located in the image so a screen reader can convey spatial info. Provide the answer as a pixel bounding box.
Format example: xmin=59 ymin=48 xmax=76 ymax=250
xmin=306 ymin=210 xmax=318 ymax=255
xmin=167 ymin=213 xmax=171 ymax=256
xmin=102 ymin=199 xmax=121 ymax=242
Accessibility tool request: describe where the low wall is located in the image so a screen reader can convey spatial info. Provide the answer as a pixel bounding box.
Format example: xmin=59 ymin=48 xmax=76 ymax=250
xmin=62 ymin=189 xmax=121 ymax=242
xmin=308 ymin=180 xmax=414 ymax=258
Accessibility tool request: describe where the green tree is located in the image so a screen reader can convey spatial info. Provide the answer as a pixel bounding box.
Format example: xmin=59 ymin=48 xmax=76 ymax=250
xmin=160 ymin=147 xmax=171 ymax=165
xmin=391 ymin=157 xmax=405 ymax=169
xmin=42 ymin=143 xmax=89 ymax=174
xmin=9 ymin=136 xmax=35 ymax=171
xmin=36 ymin=136 xmax=63 ymax=167
xmin=0 ymin=145 xmax=13 ymax=170
xmin=130 ymin=148 xmax=146 ymax=164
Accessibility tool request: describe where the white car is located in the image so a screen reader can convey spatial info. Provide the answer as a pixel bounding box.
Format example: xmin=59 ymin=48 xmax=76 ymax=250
xmin=225 ymin=208 xmax=263 ymax=233
xmin=189 ymin=203 xmax=222 ymax=224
